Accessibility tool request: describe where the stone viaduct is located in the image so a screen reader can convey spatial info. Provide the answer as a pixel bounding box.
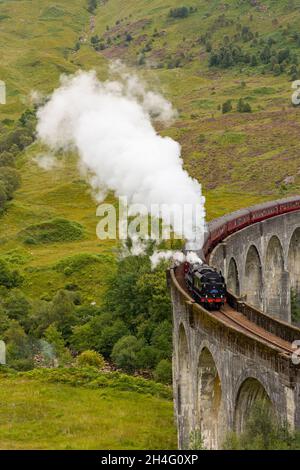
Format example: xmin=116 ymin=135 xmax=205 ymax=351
xmin=169 ymin=199 xmax=300 ymax=449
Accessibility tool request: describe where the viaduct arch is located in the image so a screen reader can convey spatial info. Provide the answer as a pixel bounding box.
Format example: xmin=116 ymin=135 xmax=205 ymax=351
xmin=170 ymin=198 xmax=300 ymax=449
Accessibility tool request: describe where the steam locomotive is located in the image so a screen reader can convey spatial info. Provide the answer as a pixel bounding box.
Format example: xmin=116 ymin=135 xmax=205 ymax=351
xmin=184 ymin=262 xmax=226 ymax=310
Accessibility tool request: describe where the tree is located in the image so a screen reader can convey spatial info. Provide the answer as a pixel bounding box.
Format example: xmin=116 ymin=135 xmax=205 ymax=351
xmin=111 ymin=335 xmax=142 ymax=373
xmin=278 ymin=48 xmax=290 ymax=64
xmin=49 ymin=290 xmax=77 ymax=339
xmin=0 ymin=181 xmax=8 ymax=209
xmin=250 ymin=54 xmax=258 ymax=67
xmin=0 ymin=151 xmax=15 ymax=167
xmin=91 ymin=35 xmax=100 ymax=45
xmin=5 ymin=320 xmax=34 ymax=370
xmin=0 ymin=259 xmax=23 ymax=288
xmin=0 ymin=167 xmax=21 ymax=199
xmin=260 ymin=46 xmax=271 ymax=64
xmin=222 ymin=100 xmax=232 ymax=114
xmin=87 ymin=0 xmax=97 ymax=14
xmin=151 ymin=320 xmax=172 ymax=361
xmin=136 ymin=345 xmax=158 ymax=370
xmin=154 ymin=359 xmax=172 ymax=384
xmin=223 ymin=400 xmax=300 ymax=449
xmin=44 ymin=324 xmax=71 ymax=365
xmin=237 ymin=98 xmax=252 ymax=113
xmin=3 ymin=289 xmax=31 ymax=324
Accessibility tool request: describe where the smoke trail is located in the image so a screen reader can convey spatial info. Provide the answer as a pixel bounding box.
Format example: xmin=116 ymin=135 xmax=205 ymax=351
xmin=150 ymin=250 xmax=203 ymax=270
xmin=36 ymin=65 xmax=206 ymax=249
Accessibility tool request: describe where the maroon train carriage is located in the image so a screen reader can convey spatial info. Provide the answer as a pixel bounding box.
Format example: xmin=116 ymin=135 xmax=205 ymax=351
xmin=185 ymin=196 xmax=300 ymax=311
xmin=203 ymin=196 xmax=300 ymax=258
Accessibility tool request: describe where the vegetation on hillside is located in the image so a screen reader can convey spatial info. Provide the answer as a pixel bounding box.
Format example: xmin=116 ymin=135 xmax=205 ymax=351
xmin=0 ymin=0 xmax=300 ymax=388
xmin=0 ymin=109 xmax=36 ymax=213
xmin=0 ymin=245 xmax=172 ymax=381
xmin=0 ymin=368 xmax=176 ymax=449
xmin=223 ymin=400 xmax=300 ymax=450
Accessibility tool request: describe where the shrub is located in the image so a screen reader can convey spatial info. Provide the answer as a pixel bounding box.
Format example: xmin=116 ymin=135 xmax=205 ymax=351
xmin=154 ymin=359 xmax=172 ymax=384
xmin=8 ymin=358 xmax=34 ymax=371
xmin=20 ymin=367 xmax=172 ymax=399
xmin=0 ymin=181 xmax=8 ymax=209
xmin=0 ymin=151 xmax=15 ymax=167
xmin=76 ymin=350 xmax=105 ymax=369
xmin=222 ymin=100 xmax=232 ymax=114
xmin=169 ymin=7 xmax=189 ymax=19
xmin=0 ymin=167 xmax=21 ymax=199
xmin=3 ymin=289 xmax=31 ymax=323
xmin=55 ymin=253 xmax=102 ymax=275
xmin=5 ymin=320 xmax=34 ymax=369
xmin=111 ymin=336 xmax=142 ymax=373
xmin=250 ymin=55 xmax=258 ymax=67
xmin=0 ymin=259 xmax=23 ymax=288
xmin=237 ymin=98 xmax=252 ymax=113
xmin=223 ymin=400 xmax=300 ymax=449
xmin=19 ymin=218 xmax=84 ymax=245
xmin=87 ymin=0 xmax=97 ymax=14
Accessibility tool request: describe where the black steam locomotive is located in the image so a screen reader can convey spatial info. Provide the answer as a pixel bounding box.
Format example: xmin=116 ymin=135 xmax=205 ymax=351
xmin=184 ymin=262 xmax=226 ymax=310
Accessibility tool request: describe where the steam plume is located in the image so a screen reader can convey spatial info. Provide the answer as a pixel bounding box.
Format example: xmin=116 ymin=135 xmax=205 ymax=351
xmin=36 ymin=65 xmax=206 ymax=252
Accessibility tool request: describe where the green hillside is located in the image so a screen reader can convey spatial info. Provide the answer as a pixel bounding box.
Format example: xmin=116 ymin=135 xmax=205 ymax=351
xmin=0 ymin=368 xmax=176 ymax=449
xmin=0 ymin=0 xmax=300 ymax=449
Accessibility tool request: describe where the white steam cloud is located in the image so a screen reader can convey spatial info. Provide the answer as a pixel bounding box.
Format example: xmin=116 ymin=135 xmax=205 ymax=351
xmin=150 ymin=250 xmax=203 ymax=270
xmin=36 ymin=65 xmax=206 ymax=253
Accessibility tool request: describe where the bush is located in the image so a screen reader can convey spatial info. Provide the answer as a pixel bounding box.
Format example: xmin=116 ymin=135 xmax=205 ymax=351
xmin=44 ymin=324 xmax=71 ymax=365
xmin=111 ymin=336 xmax=142 ymax=373
xmin=5 ymin=320 xmax=35 ymax=369
xmin=19 ymin=218 xmax=84 ymax=245
xmin=0 ymin=181 xmax=8 ymax=209
xmin=0 ymin=259 xmax=23 ymax=288
xmin=0 ymin=151 xmax=15 ymax=167
xmin=222 ymin=100 xmax=232 ymax=114
xmin=87 ymin=0 xmax=97 ymax=14
xmin=237 ymin=98 xmax=252 ymax=113
xmin=55 ymin=253 xmax=102 ymax=275
xmin=8 ymin=358 xmax=34 ymax=371
xmin=76 ymin=350 xmax=105 ymax=369
xmin=223 ymin=400 xmax=300 ymax=449
xmin=0 ymin=167 xmax=21 ymax=199
xmin=169 ymin=7 xmax=189 ymax=19
xmin=21 ymin=367 xmax=172 ymax=399
xmin=154 ymin=359 xmax=172 ymax=384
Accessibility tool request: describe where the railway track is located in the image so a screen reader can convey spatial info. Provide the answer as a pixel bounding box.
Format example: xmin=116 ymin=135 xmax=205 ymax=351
xmin=174 ymin=265 xmax=294 ymax=357
xmin=215 ymin=305 xmax=293 ymax=356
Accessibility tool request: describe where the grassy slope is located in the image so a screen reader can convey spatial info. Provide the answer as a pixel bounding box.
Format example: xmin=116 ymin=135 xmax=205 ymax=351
xmin=0 ymin=375 xmax=176 ymax=449
xmin=89 ymin=0 xmax=300 ymax=217
xmin=0 ymin=0 xmax=299 ymax=449
xmin=0 ymin=0 xmax=115 ymax=302
xmin=0 ymin=0 xmax=298 ymax=298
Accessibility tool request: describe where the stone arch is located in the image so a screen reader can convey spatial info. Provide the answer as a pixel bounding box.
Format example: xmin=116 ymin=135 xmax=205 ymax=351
xmin=178 ymin=324 xmax=191 ymax=448
xmin=265 ymin=236 xmax=284 ymax=315
xmin=288 ymin=228 xmax=300 ymax=297
xmin=197 ymin=347 xmax=222 ymax=449
xmin=244 ymin=245 xmax=263 ymax=309
xmin=227 ymin=257 xmax=240 ymax=296
xmin=234 ymin=377 xmax=274 ymax=434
